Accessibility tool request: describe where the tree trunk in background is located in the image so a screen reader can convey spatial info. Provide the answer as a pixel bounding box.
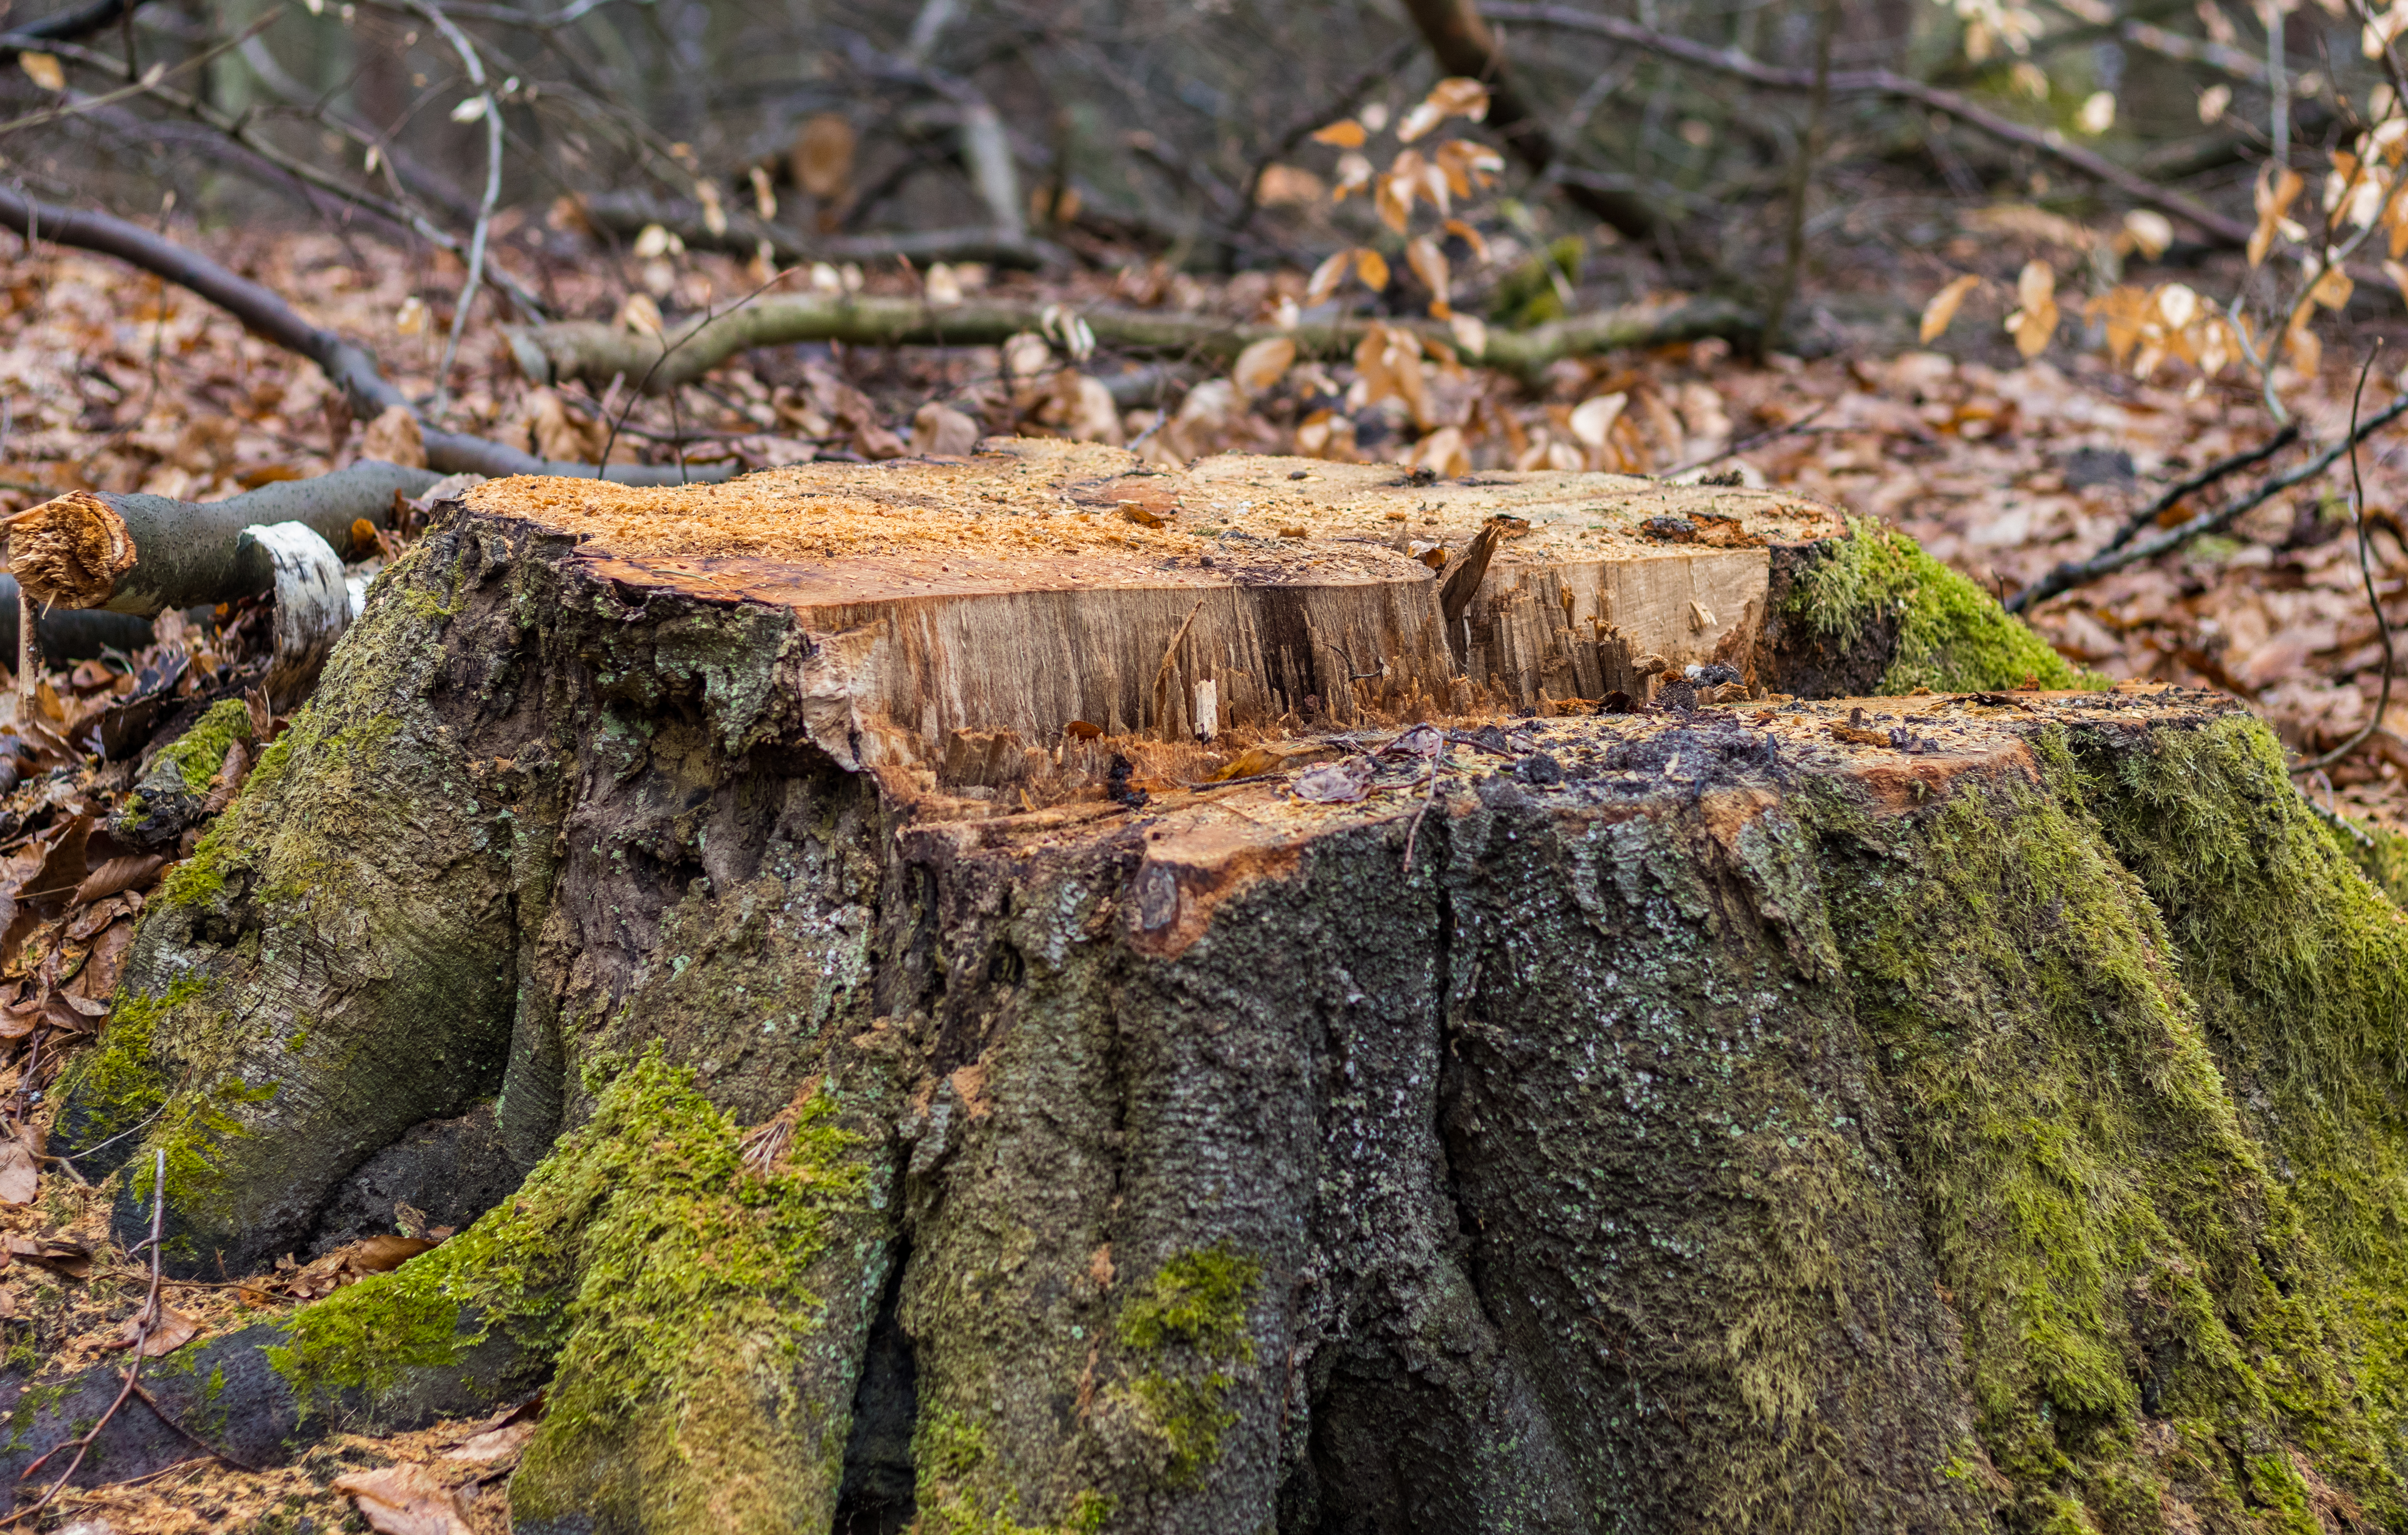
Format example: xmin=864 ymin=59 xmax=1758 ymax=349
xmin=15 ymin=444 xmax=2408 ymax=1534
xmin=1398 ymin=0 xmax=1664 ymax=240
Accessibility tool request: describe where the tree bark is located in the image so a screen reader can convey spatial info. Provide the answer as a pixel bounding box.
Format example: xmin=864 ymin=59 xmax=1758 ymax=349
xmin=28 ymin=445 xmax=2401 ymax=1534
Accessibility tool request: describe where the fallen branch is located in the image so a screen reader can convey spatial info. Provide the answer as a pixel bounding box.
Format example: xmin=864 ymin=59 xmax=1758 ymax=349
xmin=0 ymin=189 xmax=723 ymax=486
xmin=1484 ymin=1 xmax=2256 ymax=250
xmin=2009 ymin=396 xmax=2408 ymax=612
xmin=0 ymin=577 xmax=154 ymax=663
xmin=512 ymin=290 xmax=1758 ymax=394
xmin=2092 ymin=423 xmax=2299 ymax=561
xmin=31 ymin=33 xmax=550 ymax=322
xmin=573 ymin=190 xmax=1064 ymax=270
xmin=2295 ymin=352 xmax=2393 ymax=773
xmin=3 ymin=462 xmax=432 ymax=615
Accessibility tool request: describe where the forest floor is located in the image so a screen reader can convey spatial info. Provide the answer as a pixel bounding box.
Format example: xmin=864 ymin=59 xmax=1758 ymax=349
xmin=0 ymin=213 xmax=2398 ymax=1529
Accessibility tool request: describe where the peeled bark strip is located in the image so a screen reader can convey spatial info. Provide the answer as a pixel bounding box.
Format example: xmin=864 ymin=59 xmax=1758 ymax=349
xmin=3 ymin=461 xmax=433 ymax=615
xmin=237 ymin=521 xmax=351 ymax=708
xmin=53 ymin=445 xmax=2393 ymax=1534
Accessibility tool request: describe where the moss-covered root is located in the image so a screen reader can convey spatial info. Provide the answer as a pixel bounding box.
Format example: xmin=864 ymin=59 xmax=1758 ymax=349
xmin=1777 ymin=515 xmax=2093 ymax=695
xmin=499 ymin=1048 xmax=900 ymax=1535
xmin=3 ymin=1048 xmax=896 ymax=1531
xmin=52 ymin=538 xmax=539 ymax=1275
xmin=0 ymin=1307 xmax=532 ymax=1496
xmin=110 ymin=696 xmax=254 ymax=850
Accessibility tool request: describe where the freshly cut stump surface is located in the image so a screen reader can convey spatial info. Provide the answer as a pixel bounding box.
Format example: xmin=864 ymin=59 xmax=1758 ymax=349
xmin=28 ymin=449 xmax=2398 ymax=1535
xmin=455 ymin=439 xmax=1920 ymax=773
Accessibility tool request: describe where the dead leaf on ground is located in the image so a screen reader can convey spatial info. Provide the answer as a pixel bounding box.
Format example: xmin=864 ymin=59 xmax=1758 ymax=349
xmin=1212 ymin=746 xmax=1282 ymax=781
xmin=5 ymin=1235 xmax=91 ymax=1279
xmin=443 ymin=1420 xmax=537 ymax=1464
xmin=112 ymin=1300 xmax=198 ymax=1357
xmin=1292 ymin=760 xmax=1373 ymax=804
xmin=72 ymin=855 xmax=164 ymax=907
xmin=331 ymin=1463 xmax=474 ymax=1535
xmin=0 ymin=1138 xmax=36 ymax=1205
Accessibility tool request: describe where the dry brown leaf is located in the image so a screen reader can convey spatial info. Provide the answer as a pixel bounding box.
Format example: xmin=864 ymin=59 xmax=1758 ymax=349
xmin=1405 ymin=235 xmax=1449 ymax=306
xmin=910 ymin=402 xmax=980 ymax=459
xmin=792 ymin=114 xmax=857 ymax=201
xmin=1292 ymin=761 xmax=1372 ymax=803
xmin=2004 ymin=260 xmax=2060 ymax=358
xmin=361 ymin=406 xmax=428 ymax=470
xmin=1064 ymin=720 xmax=1104 ymax=740
xmin=1304 ymin=250 xmax=1351 ymax=307
xmin=17 ymin=52 xmax=64 ymax=92
xmin=0 ymin=1139 xmax=35 ymax=1206
xmin=1308 ymin=118 xmax=1366 ymax=148
xmin=1353 ymin=248 xmax=1390 ymax=293
xmin=1570 ymin=392 xmax=1629 ymax=449
xmin=1919 ymin=274 xmax=1982 ymax=343
xmin=332 ymin=1464 xmax=473 ymax=1535
xmin=2250 ymin=163 xmax=2305 ymax=266
xmin=72 ymin=855 xmax=164 ymax=908
xmin=1231 ymin=336 xmax=1297 ymax=398
xmin=1213 ymin=747 xmax=1282 ymax=780
xmin=351 ymin=1234 xmax=442 ymax=1273
xmin=115 ymin=1301 xmax=197 ymax=1357
xmin=444 ymin=1420 xmax=538 ymax=1464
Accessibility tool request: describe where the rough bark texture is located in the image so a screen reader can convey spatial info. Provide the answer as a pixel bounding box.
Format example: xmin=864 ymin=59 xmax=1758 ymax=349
xmin=16 ymin=451 xmax=2399 ymax=1533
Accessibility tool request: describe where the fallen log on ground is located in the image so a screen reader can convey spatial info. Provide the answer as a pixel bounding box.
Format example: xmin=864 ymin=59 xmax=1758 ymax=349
xmin=2 ymin=460 xmax=431 ymax=616
xmin=507 ymin=290 xmax=1759 ymax=394
xmin=0 ymin=575 xmax=155 ymax=661
xmin=0 ymin=189 xmax=728 ymax=486
xmin=37 ymin=444 xmax=2407 ymax=1533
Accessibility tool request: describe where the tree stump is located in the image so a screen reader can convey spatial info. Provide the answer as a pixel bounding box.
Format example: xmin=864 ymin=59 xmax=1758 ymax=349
xmin=21 ymin=443 xmax=2397 ymax=1535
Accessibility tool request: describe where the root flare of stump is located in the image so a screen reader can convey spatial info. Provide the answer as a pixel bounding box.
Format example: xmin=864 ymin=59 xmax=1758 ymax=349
xmin=17 ymin=443 xmax=2396 ymax=1535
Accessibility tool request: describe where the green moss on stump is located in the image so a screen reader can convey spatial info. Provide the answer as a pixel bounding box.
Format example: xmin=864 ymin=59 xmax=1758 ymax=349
xmin=1789 ymin=516 xmax=2091 ymax=693
xmin=54 ymin=979 xmax=207 ymax=1162
xmin=1801 ymin=711 xmax=2408 ymax=1528
xmin=153 ymin=699 xmax=253 ymax=795
xmin=911 ymin=1407 xmax=1114 ymax=1535
xmin=1109 ymin=1243 xmax=1261 ymax=1489
xmin=268 ymin=1046 xmax=880 ymax=1533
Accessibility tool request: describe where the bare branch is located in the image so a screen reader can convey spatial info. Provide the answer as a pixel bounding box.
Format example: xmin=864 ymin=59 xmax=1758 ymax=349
xmin=0 ymin=188 xmax=720 ymax=484
xmin=1483 ymin=1 xmax=2259 ymax=250
xmin=2009 ymin=399 xmax=2408 ymax=612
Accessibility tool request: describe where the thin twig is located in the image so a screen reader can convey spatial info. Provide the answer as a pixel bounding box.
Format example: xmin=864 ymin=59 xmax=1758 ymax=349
xmin=5 ymin=1149 xmax=167 ymax=1527
xmin=2009 ymin=394 xmax=2408 ymax=612
xmin=127 ymin=1382 xmax=256 ymax=1473
xmin=404 ymin=0 xmax=505 ymax=405
xmin=2295 ymin=347 xmax=2393 ymax=772
xmin=594 ymin=264 xmax=802 ymax=475
xmin=1483 ymin=1 xmax=2260 ymax=251
xmin=1759 ymin=0 xmax=1835 ymax=359
xmin=1400 ymin=741 xmax=1444 ymax=875
xmin=2087 ymin=423 xmax=2301 ymax=563
xmin=1662 ymin=401 xmax=1832 ymax=480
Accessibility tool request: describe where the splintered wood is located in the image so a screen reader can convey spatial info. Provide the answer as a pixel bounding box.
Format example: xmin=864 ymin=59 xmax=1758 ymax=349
xmin=459 ymin=437 xmax=1850 ymax=786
